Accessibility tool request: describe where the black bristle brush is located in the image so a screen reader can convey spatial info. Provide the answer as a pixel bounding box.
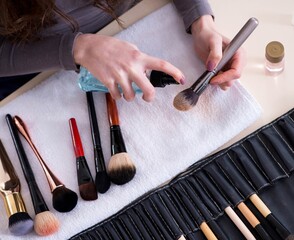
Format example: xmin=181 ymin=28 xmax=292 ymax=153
xmin=0 ymin=139 xmax=34 ymax=236
xmin=13 ymin=115 xmax=78 ymax=213
xmin=6 ymin=114 xmax=59 ymax=236
xmin=105 ymin=93 xmax=136 ymax=185
xmin=86 ymin=92 xmax=111 ymax=193
xmin=69 ymin=118 xmax=98 ymax=200
xmin=173 ymin=17 xmax=259 ymax=111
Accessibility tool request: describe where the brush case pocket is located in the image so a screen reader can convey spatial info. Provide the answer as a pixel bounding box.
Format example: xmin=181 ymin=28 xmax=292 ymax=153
xmin=71 ymin=108 xmax=294 ymax=240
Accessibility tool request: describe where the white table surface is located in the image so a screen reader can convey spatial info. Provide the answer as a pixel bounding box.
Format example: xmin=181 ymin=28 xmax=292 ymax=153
xmin=207 ymin=0 xmax=294 ymax=150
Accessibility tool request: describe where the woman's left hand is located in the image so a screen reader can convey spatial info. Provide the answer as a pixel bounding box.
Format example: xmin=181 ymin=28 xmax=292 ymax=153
xmin=191 ymin=15 xmax=246 ymax=90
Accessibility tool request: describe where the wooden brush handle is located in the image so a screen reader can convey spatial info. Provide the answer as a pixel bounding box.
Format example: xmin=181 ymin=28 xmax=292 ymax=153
xmin=106 ymin=93 xmax=120 ymax=126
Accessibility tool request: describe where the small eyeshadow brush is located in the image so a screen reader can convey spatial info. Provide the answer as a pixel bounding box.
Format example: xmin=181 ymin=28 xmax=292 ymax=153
xmin=173 ymin=17 xmax=259 ymax=111
xmin=6 ymin=114 xmax=59 ymax=236
xmin=13 ymin=116 xmax=78 ymax=213
xmin=69 ymin=118 xmax=98 ymax=201
xmin=105 ymin=93 xmax=136 ymax=185
xmin=0 ymin=139 xmax=34 ymax=236
xmin=86 ymin=92 xmax=111 ymax=193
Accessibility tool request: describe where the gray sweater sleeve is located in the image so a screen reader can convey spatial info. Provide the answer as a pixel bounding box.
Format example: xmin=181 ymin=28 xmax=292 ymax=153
xmin=0 ymin=32 xmax=79 ymax=77
xmin=173 ymin=0 xmax=214 ymax=32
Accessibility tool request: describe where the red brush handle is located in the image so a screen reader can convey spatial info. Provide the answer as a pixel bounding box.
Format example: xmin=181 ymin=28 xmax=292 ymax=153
xmin=69 ymin=118 xmax=84 ymax=158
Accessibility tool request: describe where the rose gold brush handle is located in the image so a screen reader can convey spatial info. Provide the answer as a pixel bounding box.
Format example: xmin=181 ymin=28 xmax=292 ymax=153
xmin=13 ymin=116 xmax=63 ymax=191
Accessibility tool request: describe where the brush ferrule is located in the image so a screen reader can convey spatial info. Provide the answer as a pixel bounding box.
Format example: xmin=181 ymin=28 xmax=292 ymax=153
xmin=4 ymin=192 xmax=27 ymax=217
xmin=76 ymin=157 xmax=93 ymax=185
xmin=110 ymin=125 xmax=127 ymax=155
xmin=190 ymin=70 xmax=216 ymax=94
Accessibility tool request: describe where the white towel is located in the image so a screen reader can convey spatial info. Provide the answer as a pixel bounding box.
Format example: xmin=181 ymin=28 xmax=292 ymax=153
xmin=0 ymin=3 xmax=261 ymax=239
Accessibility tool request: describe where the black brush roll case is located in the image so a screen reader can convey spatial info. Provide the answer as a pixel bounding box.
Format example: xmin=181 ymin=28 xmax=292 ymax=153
xmin=70 ymin=108 xmax=294 ymax=240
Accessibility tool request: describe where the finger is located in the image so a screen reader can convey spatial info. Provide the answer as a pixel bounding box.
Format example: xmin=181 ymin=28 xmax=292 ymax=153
xmin=206 ymin=35 xmax=223 ymax=71
xmin=219 ymin=80 xmax=235 ymax=90
xmin=104 ymin=79 xmax=122 ymax=100
xmin=115 ymin=73 xmax=136 ymax=102
xmin=130 ymin=71 xmax=155 ymax=102
xmin=143 ymin=55 xmax=185 ymax=84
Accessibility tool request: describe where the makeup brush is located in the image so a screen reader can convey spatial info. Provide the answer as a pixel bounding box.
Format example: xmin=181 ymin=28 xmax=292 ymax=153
xmin=173 ymin=17 xmax=259 ymax=111
xmin=69 ymin=118 xmax=98 ymax=200
xmin=86 ymin=92 xmax=111 ymax=193
xmin=195 ymin=173 xmax=256 ymax=240
xmin=203 ymin=164 xmax=271 ymax=240
xmin=6 ymin=114 xmax=59 ymax=236
xmin=223 ymin=152 xmax=294 ymax=240
xmin=171 ymin=187 xmax=218 ymax=240
xmin=13 ymin=115 xmax=78 ymax=213
xmin=105 ymin=93 xmax=136 ymax=185
xmin=0 ymin=139 xmax=34 ymax=236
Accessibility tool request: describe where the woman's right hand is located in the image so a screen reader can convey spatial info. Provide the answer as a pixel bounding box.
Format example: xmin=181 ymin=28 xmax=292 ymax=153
xmin=73 ymin=34 xmax=185 ymax=102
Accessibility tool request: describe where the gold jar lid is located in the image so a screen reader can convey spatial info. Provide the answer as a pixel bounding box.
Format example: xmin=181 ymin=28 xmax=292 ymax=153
xmin=265 ymin=41 xmax=284 ymax=63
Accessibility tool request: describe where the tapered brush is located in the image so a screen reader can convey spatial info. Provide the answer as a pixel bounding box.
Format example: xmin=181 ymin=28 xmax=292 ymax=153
xmin=6 ymin=114 xmax=59 ymax=236
xmin=13 ymin=116 xmax=78 ymax=213
xmin=86 ymin=92 xmax=111 ymax=193
xmin=173 ymin=17 xmax=259 ymax=111
xmin=105 ymin=93 xmax=136 ymax=185
xmin=69 ymin=118 xmax=98 ymax=200
xmin=0 ymin=139 xmax=34 ymax=236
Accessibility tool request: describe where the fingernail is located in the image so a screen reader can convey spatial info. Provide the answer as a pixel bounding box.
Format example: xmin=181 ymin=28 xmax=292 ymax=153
xmin=207 ymin=61 xmax=215 ymax=71
xmin=180 ymin=77 xmax=185 ymax=85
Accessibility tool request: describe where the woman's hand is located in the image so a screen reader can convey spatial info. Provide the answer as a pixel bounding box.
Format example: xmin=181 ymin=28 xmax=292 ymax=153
xmin=73 ymin=34 xmax=185 ymax=101
xmin=191 ymin=15 xmax=246 ymax=90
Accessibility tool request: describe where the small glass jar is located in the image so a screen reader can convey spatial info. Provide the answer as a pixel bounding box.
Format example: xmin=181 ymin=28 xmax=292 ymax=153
xmin=265 ymin=41 xmax=285 ymax=75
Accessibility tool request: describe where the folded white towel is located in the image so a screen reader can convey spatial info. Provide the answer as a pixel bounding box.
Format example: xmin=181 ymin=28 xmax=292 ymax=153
xmin=0 ymin=3 xmax=261 ymax=239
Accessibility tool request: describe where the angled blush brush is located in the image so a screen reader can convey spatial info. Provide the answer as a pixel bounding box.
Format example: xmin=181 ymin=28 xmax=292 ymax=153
xmin=173 ymin=17 xmax=259 ymax=111
xmin=105 ymin=93 xmax=136 ymax=185
xmin=69 ymin=118 xmax=98 ymax=201
xmin=86 ymin=92 xmax=111 ymax=193
xmin=6 ymin=114 xmax=59 ymax=236
xmin=0 ymin=139 xmax=34 ymax=236
xmin=13 ymin=115 xmax=78 ymax=213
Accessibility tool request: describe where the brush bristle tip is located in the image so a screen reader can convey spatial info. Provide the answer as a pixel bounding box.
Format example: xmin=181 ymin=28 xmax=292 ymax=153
xmin=95 ymin=171 xmax=111 ymax=193
xmin=34 ymin=211 xmax=60 ymax=236
xmin=8 ymin=212 xmax=34 ymax=236
xmin=79 ymin=182 xmax=98 ymax=201
xmin=52 ymin=186 xmax=78 ymax=212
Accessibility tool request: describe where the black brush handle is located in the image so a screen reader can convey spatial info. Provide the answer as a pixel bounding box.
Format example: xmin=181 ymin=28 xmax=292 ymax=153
xmin=6 ymin=114 xmax=49 ymax=214
xmin=110 ymin=125 xmax=127 ymax=154
xmin=86 ymin=92 xmax=106 ymax=172
xmin=266 ymin=213 xmax=290 ymax=239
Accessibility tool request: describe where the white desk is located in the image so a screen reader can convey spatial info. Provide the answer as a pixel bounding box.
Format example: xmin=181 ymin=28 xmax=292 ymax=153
xmin=206 ymin=0 xmax=294 ymax=150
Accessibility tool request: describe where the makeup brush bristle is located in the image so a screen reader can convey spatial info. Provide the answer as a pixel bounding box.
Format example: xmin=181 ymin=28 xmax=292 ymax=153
xmin=95 ymin=170 xmax=111 ymax=193
xmin=34 ymin=211 xmax=59 ymax=236
xmin=108 ymin=152 xmax=136 ymax=185
xmin=52 ymin=186 xmax=78 ymax=212
xmin=8 ymin=212 xmax=34 ymax=236
xmin=79 ymin=182 xmax=98 ymax=201
xmin=286 ymin=235 xmax=294 ymax=240
xmin=173 ymin=88 xmax=199 ymax=111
